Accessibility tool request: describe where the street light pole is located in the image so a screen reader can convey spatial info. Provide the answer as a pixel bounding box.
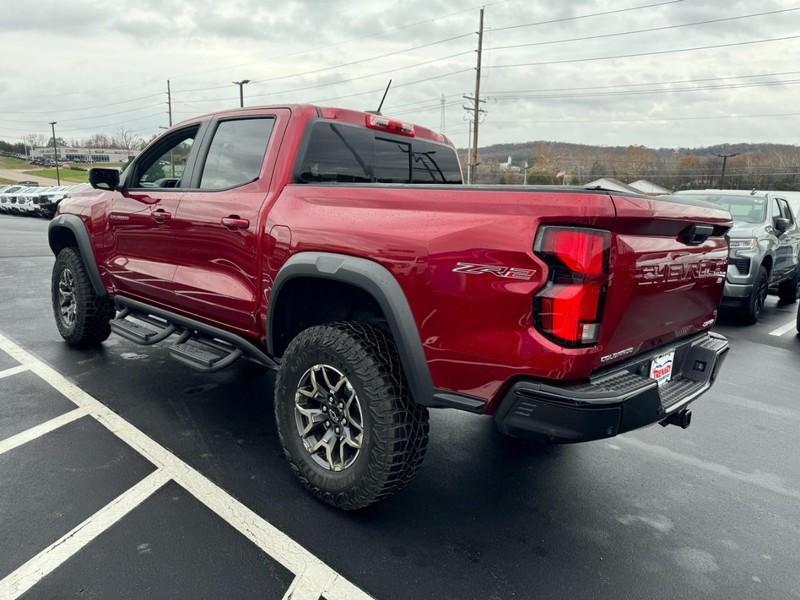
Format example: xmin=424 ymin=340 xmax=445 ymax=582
xmin=49 ymin=121 xmax=61 ymax=185
xmin=233 ymin=80 xmax=251 ymax=108
xmin=715 ymin=152 xmax=740 ymax=188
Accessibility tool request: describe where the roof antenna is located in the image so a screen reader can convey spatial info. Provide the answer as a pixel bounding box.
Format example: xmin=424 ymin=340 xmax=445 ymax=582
xmin=369 ymin=79 xmax=392 ymax=115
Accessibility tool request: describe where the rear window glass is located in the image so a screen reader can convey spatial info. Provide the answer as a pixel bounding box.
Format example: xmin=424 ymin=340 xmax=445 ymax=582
xmin=676 ymin=194 xmax=767 ymax=224
xmin=298 ymin=121 xmax=461 ymax=184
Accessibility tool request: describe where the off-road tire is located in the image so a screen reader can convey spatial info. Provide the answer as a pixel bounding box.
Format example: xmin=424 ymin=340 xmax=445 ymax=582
xmin=51 ymin=247 xmax=114 ymax=346
xmin=777 ymin=269 xmax=799 ymax=304
xmin=741 ymin=266 xmax=769 ymax=325
xmin=274 ymin=322 xmax=429 ymax=510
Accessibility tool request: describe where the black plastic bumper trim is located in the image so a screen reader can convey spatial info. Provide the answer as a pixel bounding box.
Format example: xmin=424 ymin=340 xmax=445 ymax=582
xmin=494 ymin=331 xmax=729 ymax=443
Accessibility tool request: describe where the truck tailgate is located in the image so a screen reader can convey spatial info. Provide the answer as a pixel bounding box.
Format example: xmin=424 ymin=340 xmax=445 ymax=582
xmin=596 ymin=194 xmax=732 ymax=367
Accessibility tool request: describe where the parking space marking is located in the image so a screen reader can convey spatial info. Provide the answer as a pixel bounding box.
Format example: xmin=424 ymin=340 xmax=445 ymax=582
xmin=0 ymin=407 xmax=87 ymax=456
xmin=0 ymin=365 xmax=27 ymax=380
xmin=768 ymin=319 xmax=797 ymax=337
xmin=0 ymin=331 xmax=373 ymax=600
xmin=0 ymin=469 xmax=170 ymax=599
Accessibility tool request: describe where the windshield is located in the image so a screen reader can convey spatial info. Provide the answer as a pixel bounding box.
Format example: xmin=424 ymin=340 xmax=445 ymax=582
xmin=667 ymin=194 xmax=767 ymax=224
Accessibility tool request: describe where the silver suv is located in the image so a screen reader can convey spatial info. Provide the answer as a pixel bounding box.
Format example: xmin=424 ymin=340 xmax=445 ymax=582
xmin=666 ymin=192 xmax=800 ymax=323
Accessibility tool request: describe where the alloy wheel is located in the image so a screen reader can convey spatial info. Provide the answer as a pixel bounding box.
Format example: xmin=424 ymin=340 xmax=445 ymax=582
xmin=294 ymin=364 xmax=364 ymax=472
xmin=58 ymin=268 xmax=77 ymax=328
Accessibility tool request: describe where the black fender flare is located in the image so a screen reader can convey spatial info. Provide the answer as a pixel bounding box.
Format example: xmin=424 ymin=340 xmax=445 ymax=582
xmin=267 ymin=252 xmax=439 ymax=407
xmin=48 ymin=214 xmax=107 ymax=297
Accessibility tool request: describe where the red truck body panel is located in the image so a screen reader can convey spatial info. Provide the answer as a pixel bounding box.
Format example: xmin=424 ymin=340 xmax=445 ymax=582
xmin=60 ymin=104 xmax=732 ymax=414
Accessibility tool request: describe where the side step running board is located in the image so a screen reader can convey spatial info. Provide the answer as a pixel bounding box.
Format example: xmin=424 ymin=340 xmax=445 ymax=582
xmin=168 ymin=334 xmax=243 ymax=373
xmin=110 ymin=309 xmax=177 ymax=345
xmin=111 ymin=296 xmax=279 ymax=372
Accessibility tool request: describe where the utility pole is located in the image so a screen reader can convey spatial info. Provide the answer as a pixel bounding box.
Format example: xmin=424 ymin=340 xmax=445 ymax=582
xmin=49 ymin=121 xmax=61 ymax=185
xmin=233 ymin=79 xmax=250 ymax=108
xmin=715 ymin=152 xmax=739 ymax=188
xmin=166 ymin=79 xmax=173 ymax=127
xmin=165 ymin=81 xmax=176 ymax=176
xmin=439 ymin=93 xmax=446 ymax=134
xmin=469 ymin=7 xmax=485 ymax=182
xmin=465 ymin=118 xmax=473 ymax=183
xmin=523 ymin=160 xmax=529 ymax=185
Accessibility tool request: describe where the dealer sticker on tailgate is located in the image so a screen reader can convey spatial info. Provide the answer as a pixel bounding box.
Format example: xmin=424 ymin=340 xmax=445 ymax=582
xmin=649 ymin=350 xmax=675 ymax=386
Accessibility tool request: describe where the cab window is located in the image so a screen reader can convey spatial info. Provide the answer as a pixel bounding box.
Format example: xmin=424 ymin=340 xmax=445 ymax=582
xmin=132 ymin=126 xmax=199 ymax=189
xmin=199 ymin=118 xmax=275 ymax=190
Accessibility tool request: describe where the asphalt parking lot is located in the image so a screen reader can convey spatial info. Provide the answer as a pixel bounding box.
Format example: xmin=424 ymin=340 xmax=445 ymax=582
xmin=0 ymin=213 xmax=799 ymax=600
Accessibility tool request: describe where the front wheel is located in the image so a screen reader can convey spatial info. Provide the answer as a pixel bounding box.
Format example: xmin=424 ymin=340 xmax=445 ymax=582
xmin=51 ymin=247 xmax=115 ymax=346
xmin=777 ymin=269 xmax=799 ymax=304
xmin=274 ymin=322 xmax=429 ymax=510
xmin=741 ymin=266 xmax=769 ymax=324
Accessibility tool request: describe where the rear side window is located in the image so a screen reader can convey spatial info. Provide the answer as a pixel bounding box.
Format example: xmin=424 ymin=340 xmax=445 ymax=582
xmin=298 ymin=121 xmax=462 ymax=184
xmin=199 ymin=118 xmax=275 ymax=190
xmin=298 ymin=123 xmax=372 ymax=183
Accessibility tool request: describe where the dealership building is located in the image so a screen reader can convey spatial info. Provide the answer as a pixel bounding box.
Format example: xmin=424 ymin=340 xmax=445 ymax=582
xmin=30 ymin=146 xmax=139 ymax=163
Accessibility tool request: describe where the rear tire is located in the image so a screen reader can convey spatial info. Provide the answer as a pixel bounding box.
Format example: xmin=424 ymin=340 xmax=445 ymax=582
xmin=741 ymin=266 xmax=769 ymax=325
xmin=51 ymin=247 xmax=114 ymax=346
xmin=777 ymin=269 xmax=799 ymax=304
xmin=274 ymin=322 xmax=429 ymax=510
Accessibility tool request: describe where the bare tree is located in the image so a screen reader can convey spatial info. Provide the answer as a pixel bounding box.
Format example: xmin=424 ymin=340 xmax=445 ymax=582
xmin=113 ymin=126 xmax=142 ymax=153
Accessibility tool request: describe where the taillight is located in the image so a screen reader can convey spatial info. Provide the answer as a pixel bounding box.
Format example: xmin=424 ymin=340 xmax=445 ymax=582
xmin=533 ymin=226 xmax=611 ymax=346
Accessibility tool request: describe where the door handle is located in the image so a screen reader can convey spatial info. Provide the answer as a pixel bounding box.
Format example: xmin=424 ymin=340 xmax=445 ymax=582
xmin=222 ymin=216 xmax=250 ymax=230
xmin=152 ymin=208 xmax=172 ymax=222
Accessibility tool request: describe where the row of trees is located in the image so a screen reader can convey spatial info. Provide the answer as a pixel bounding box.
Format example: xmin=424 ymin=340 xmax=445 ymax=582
xmin=470 ymin=143 xmax=800 ymax=191
xmin=9 ymin=127 xmax=148 ymax=154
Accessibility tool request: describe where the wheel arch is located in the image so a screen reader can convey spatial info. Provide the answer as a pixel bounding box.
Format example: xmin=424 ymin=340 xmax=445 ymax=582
xmin=48 ymin=214 xmax=107 ymax=296
xmin=267 ymin=252 xmax=435 ymax=406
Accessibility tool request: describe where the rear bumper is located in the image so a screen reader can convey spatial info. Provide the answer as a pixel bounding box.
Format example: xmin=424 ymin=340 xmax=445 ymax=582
xmin=494 ymin=332 xmax=729 ymax=442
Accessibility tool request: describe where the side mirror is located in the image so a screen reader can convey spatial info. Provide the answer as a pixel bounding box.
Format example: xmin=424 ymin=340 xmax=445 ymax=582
xmin=89 ymin=168 xmax=120 ymax=191
xmin=774 ymin=217 xmax=790 ymax=233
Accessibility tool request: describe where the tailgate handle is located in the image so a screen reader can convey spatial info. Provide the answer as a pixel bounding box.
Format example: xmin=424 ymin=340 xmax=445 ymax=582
xmin=680 ymin=224 xmax=714 ymax=245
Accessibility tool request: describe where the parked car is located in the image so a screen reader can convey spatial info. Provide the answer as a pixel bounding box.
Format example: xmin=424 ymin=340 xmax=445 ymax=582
xmin=0 ymin=184 xmax=25 ymax=206
xmin=666 ymin=191 xmax=800 ymax=322
xmin=38 ymin=185 xmax=78 ymax=219
xmin=49 ymin=105 xmax=731 ymax=510
xmin=15 ymin=181 xmax=39 ymax=187
xmin=15 ymin=187 xmax=47 ymax=216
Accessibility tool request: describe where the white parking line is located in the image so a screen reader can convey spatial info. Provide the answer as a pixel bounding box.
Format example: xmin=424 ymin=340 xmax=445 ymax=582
xmin=0 ymin=407 xmax=87 ymax=456
xmin=0 ymin=331 xmax=373 ymax=600
xmin=0 ymin=470 xmax=170 ymax=599
xmin=0 ymin=365 xmax=28 ymax=380
xmin=768 ymin=319 xmax=797 ymax=337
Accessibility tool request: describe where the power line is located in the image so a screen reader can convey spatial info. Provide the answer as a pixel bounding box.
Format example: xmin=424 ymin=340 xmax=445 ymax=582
xmin=0 ymin=103 xmax=165 ymax=125
xmin=485 ymin=6 xmax=800 ymax=52
xmin=489 ymin=0 xmax=684 ymax=33
xmin=488 ymin=78 xmax=800 ymax=102
xmin=173 ymin=52 xmax=474 ymax=106
xmin=172 ymin=0 xmax=510 ymax=82
xmin=173 ymin=33 xmax=475 ymax=97
xmin=488 ymin=111 xmax=800 ymax=125
xmin=486 ymin=34 xmax=800 ymax=70
xmin=486 ymin=70 xmax=800 ymax=96
xmin=1 ymin=92 xmax=166 ymax=115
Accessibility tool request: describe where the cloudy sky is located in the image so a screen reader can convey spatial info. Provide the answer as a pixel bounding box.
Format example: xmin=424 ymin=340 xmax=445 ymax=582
xmin=1 ymin=0 xmax=799 ymax=149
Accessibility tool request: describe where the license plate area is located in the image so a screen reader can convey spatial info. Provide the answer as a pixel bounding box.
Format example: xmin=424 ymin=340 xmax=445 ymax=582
xmin=649 ymin=350 xmax=675 ymax=386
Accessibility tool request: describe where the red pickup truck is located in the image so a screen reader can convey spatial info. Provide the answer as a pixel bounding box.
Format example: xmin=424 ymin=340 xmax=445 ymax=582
xmin=48 ymin=105 xmax=731 ymax=509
